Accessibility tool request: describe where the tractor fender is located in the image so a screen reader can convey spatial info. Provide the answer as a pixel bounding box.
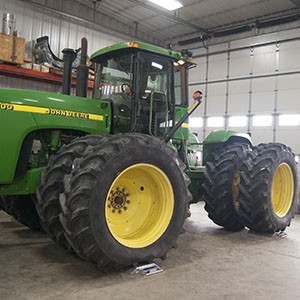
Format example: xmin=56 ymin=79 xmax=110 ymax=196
xmin=202 ymin=130 xmax=253 ymax=165
xmin=203 ymin=130 xmax=252 ymax=146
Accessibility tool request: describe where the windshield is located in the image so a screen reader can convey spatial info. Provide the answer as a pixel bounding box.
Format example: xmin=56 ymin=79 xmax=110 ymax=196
xmin=136 ymin=53 xmax=172 ymax=100
xmin=93 ymin=53 xmax=133 ymax=100
xmin=132 ymin=53 xmax=174 ymax=137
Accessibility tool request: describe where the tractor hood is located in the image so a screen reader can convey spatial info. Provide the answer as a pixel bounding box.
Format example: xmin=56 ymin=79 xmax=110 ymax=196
xmin=0 ymin=88 xmax=111 ymax=133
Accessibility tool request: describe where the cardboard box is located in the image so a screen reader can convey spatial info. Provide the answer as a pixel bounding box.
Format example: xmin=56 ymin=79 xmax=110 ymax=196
xmin=0 ymin=33 xmax=25 ymax=64
xmin=21 ymin=62 xmax=32 ymax=69
xmin=41 ymin=65 xmax=50 ymax=73
xmin=32 ymin=63 xmax=41 ymax=71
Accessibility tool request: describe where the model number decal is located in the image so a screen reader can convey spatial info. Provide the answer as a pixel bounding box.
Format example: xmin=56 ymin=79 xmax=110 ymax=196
xmin=0 ymin=102 xmax=103 ymax=121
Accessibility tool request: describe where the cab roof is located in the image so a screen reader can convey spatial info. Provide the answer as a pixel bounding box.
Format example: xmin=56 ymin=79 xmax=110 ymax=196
xmin=90 ymin=41 xmax=182 ymax=62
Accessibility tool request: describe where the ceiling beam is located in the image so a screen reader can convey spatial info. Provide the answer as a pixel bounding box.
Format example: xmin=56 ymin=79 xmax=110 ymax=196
xmin=127 ymin=0 xmax=209 ymax=34
xmin=170 ymin=7 xmax=300 ymax=46
xmin=289 ymin=0 xmax=300 ymax=6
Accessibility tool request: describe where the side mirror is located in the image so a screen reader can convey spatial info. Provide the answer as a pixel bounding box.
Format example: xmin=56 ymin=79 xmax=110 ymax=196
xmin=193 ymin=90 xmax=203 ymax=102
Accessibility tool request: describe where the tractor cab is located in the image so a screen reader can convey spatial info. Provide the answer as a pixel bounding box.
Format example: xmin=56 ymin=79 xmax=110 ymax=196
xmin=91 ymin=41 xmax=195 ymax=138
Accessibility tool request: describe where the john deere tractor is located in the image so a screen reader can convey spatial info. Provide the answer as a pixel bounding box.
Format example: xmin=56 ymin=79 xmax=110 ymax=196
xmin=0 ymin=41 xmax=298 ymax=268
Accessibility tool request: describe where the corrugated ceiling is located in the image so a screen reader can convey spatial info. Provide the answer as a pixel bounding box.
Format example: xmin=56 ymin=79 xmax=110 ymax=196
xmin=69 ymin=0 xmax=300 ymax=45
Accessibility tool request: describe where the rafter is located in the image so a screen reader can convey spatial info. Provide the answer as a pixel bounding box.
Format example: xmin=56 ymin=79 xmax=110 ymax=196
xmin=289 ymin=0 xmax=300 ymax=7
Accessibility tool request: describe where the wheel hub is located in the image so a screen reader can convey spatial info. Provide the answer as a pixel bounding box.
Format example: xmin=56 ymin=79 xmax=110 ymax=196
xmin=107 ymin=187 xmax=130 ymax=213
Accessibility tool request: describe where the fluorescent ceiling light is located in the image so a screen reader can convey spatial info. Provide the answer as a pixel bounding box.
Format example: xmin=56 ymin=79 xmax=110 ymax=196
xmin=149 ymin=0 xmax=183 ymax=11
xmin=151 ymin=61 xmax=163 ymax=69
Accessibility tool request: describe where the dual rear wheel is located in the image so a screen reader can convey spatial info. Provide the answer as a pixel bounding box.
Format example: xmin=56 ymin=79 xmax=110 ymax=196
xmin=238 ymin=143 xmax=299 ymax=232
xmin=203 ymin=143 xmax=299 ymax=233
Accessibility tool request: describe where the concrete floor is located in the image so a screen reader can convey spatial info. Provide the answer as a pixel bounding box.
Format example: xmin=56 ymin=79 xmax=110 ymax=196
xmin=1 ymin=203 xmax=300 ymax=300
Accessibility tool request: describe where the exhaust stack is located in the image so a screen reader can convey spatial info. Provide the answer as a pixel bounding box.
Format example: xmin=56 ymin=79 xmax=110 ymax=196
xmin=62 ymin=48 xmax=77 ymax=95
xmin=76 ymin=38 xmax=89 ymax=97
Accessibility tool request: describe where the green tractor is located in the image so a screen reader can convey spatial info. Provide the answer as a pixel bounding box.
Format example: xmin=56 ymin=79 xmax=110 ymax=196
xmin=0 ymin=41 xmax=298 ymax=268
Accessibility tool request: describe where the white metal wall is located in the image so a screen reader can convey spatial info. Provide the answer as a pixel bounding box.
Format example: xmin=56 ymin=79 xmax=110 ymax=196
xmin=189 ymin=28 xmax=300 ymax=154
xmin=0 ymin=0 xmax=122 ymax=57
xmin=0 ymin=0 xmax=122 ymax=93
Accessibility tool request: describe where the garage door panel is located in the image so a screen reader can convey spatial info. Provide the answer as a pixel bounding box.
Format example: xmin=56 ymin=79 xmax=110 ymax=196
xmin=249 ymin=129 xmax=273 ymax=145
xmin=229 ymin=49 xmax=251 ymax=78
xmin=208 ymin=53 xmax=228 ymax=81
xmin=276 ymin=129 xmax=300 ymax=153
xmin=279 ymin=40 xmax=300 ymax=71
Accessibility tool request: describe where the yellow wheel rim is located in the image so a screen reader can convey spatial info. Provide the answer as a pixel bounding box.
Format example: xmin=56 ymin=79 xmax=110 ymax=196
xmin=105 ymin=163 xmax=174 ymax=248
xmin=271 ymin=163 xmax=294 ymax=217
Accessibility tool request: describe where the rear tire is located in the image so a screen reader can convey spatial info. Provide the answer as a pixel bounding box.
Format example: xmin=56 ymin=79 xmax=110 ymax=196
xmin=203 ymin=143 xmax=251 ymax=231
xmin=239 ymin=143 xmax=299 ymax=232
xmin=60 ymin=133 xmax=190 ymax=268
xmin=36 ymin=135 xmax=107 ymax=249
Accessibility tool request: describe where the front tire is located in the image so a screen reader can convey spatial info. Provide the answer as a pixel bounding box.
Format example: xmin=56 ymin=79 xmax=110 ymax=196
xmin=239 ymin=143 xmax=299 ymax=232
xmin=60 ymin=133 xmax=190 ymax=268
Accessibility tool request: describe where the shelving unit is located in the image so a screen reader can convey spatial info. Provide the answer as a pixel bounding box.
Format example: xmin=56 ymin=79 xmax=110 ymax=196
xmin=0 ymin=64 xmax=94 ymax=89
